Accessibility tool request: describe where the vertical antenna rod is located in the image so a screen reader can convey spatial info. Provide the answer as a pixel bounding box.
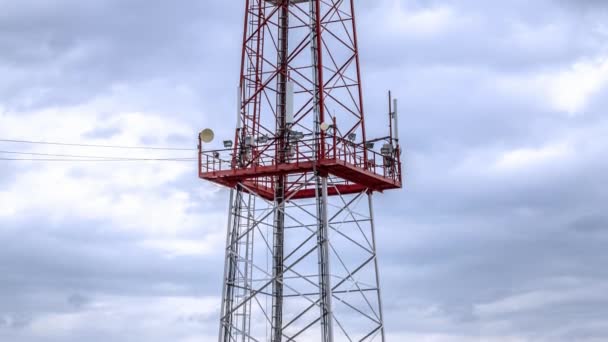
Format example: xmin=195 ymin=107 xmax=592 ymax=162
xmin=393 ymin=97 xmax=399 ymax=144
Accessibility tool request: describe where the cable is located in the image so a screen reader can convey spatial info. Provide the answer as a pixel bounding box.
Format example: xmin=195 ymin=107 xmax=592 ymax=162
xmin=0 ymin=158 xmax=196 ymax=162
xmin=0 ymin=138 xmax=196 ymax=151
xmin=0 ymin=150 xmax=195 ymax=161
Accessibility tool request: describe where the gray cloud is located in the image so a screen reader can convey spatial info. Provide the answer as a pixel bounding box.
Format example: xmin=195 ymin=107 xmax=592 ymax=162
xmin=1 ymin=0 xmax=608 ymax=341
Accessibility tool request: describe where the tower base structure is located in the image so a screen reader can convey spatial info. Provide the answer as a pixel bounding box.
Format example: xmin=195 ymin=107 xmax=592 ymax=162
xmin=217 ymin=175 xmax=387 ymax=341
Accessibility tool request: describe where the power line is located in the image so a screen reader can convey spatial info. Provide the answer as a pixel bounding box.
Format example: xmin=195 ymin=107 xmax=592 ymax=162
xmin=0 ymin=157 xmax=196 ymax=162
xmin=0 ymin=138 xmax=196 ymax=151
xmin=0 ymin=150 xmax=196 ymax=161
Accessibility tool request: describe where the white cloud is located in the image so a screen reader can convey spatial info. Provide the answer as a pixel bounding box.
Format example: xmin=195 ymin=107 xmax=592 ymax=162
xmin=24 ymin=295 xmax=219 ymax=341
xmin=386 ymin=333 xmax=527 ymax=342
xmin=496 ymin=57 xmax=608 ymax=115
xmin=140 ymin=235 xmax=226 ymax=257
xmin=393 ymin=6 xmax=454 ymax=35
xmin=546 ymin=58 xmax=608 ymax=114
xmin=474 ymin=282 xmax=608 ymax=317
xmin=0 ymin=101 xmax=225 ymax=243
xmin=379 ymin=3 xmax=469 ymax=37
xmin=494 ymin=142 xmax=572 ymax=171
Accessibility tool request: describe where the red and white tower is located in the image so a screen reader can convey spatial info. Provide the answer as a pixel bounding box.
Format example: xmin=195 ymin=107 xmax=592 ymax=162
xmin=198 ymin=1 xmax=402 ymax=341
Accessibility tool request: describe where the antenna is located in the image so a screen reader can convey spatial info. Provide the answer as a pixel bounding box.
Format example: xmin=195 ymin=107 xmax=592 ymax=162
xmin=199 ymin=129 xmax=215 ymax=143
xmin=286 ymin=81 xmax=294 ymax=125
xmin=236 ymin=86 xmax=243 ymax=129
xmin=393 ymin=97 xmax=399 ymax=144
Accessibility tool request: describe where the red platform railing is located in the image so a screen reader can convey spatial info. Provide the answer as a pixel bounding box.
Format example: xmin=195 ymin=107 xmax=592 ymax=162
xmin=198 ymin=128 xmax=402 ymax=190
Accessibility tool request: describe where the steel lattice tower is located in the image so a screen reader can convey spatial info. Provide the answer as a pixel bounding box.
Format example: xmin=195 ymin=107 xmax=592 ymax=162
xmin=198 ymin=1 xmax=403 ymax=341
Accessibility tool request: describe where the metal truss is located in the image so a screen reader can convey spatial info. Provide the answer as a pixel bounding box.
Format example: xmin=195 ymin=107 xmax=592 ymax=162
xmin=218 ymin=174 xmax=386 ymax=342
xmin=235 ymin=0 xmax=371 ymax=196
xmin=209 ymin=1 xmax=399 ymax=341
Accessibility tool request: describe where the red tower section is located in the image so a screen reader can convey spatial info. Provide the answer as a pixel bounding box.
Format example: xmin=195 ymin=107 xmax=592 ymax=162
xmin=198 ymin=0 xmax=402 ymax=199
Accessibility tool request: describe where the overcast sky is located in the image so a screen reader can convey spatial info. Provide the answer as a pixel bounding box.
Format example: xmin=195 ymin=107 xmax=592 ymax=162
xmin=1 ymin=0 xmax=608 ymax=341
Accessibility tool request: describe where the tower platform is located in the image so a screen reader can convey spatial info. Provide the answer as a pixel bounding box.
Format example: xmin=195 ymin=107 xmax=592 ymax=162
xmin=199 ymin=135 xmax=402 ymax=200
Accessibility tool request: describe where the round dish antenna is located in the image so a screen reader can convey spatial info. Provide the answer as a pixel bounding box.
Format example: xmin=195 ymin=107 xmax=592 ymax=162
xmin=200 ymin=129 xmax=215 ymax=143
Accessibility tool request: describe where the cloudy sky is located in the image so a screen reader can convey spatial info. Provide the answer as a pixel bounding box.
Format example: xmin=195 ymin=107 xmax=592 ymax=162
xmin=1 ymin=0 xmax=608 ymax=341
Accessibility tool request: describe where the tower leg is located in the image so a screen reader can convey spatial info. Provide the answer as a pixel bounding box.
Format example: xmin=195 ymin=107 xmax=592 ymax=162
xmin=271 ymin=184 xmax=285 ymax=342
xmin=271 ymin=1 xmax=290 ymax=341
xmin=317 ymin=175 xmax=334 ymax=342
xmin=218 ymin=189 xmax=235 ymax=342
xmin=368 ymin=193 xmax=386 ymax=342
xmin=219 ymin=187 xmax=256 ymax=342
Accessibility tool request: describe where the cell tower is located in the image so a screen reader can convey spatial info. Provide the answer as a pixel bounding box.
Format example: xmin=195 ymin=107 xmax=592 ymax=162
xmin=198 ymin=1 xmax=402 ymax=341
